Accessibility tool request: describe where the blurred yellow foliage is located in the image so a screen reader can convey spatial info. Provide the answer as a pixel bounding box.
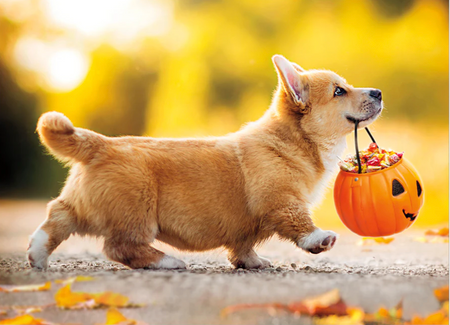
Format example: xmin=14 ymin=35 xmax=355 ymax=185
xmin=0 ymin=0 xmax=447 ymax=226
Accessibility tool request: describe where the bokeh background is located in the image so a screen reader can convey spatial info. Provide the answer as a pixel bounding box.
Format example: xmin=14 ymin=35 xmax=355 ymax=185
xmin=0 ymin=0 xmax=448 ymax=229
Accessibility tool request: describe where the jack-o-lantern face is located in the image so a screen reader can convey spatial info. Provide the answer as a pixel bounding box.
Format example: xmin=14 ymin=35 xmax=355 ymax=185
xmin=392 ymin=178 xmax=423 ymax=222
xmin=334 ymin=158 xmax=424 ymax=237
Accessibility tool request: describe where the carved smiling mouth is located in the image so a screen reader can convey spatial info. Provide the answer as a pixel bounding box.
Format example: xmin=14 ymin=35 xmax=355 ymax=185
xmin=403 ymin=209 xmax=417 ymax=221
xmin=346 ymin=107 xmax=382 ymax=124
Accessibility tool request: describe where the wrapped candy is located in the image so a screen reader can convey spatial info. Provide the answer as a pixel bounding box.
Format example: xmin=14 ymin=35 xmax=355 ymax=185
xmin=338 ymin=143 xmax=403 ymax=174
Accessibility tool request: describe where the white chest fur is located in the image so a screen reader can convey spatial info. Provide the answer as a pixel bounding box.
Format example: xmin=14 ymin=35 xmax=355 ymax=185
xmin=307 ymin=137 xmax=347 ymax=208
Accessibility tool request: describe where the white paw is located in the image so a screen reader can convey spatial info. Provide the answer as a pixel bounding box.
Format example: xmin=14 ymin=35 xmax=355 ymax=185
xmin=27 ymin=229 xmax=50 ymax=269
xmin=298 ymin=228 xmax=338 ymax=254
xmin=150 ymin=255 xmax=186 ymax=269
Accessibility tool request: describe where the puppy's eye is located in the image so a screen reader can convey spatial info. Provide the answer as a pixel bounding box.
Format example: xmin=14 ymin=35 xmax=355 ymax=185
xmin=334 ymin=87 xmax=346 ymax=97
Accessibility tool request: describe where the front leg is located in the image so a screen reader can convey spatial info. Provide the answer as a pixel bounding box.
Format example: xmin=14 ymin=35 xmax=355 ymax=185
xmin=264 ymin=203 xmax=337 ymax=254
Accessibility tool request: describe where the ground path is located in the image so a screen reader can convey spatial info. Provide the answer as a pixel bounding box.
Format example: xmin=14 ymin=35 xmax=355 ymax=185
xmin=0 ymin=200 xmax=448 ymax=324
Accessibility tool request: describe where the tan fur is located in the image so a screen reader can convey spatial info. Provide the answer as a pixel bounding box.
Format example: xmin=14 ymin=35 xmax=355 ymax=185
xmin=28 ymin=55 xmax=382 ymax=269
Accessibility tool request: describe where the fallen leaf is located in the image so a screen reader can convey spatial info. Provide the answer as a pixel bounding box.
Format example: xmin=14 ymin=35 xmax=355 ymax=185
xmin=12 ymin=306 xmax=43 ymax=315
xmin=55 ymin=283 xmax=93 ymax=309
xmin=0 ymin=314 xmax=50 ymax=325
xmin=415 ymin=237 xmax=449 ymax=243
xmin=442 ymin=301 xmax=449 ymax=316
xmin=93 ymin=292 xmax=130 ymax=307
xmin=314 ymin=307 xmax=364 ymax=325
xmin=434 ymin=285 xmax=449 ymax=303
xmin=55 ymin=276 xmax=95 ymax=286
xmin=357 ymin=237 xmax=394 ymax=245
xmin=364 ymin=300 xmax=403 ymax=324
xmin=408 ymin=311 xmax=448 ymax=324
xmin=289 ymin=289 xmax=347 ymax=316
xmin=0 ymin=282 xmax=51 ymax=293
xmin=54 ymin=283 xmax=138 ymax=309
xmin=105 ymin=308 xmax=129 ymax=324
xmin=425 ymin=228 xmax=449 ymax=237
xmin=104 ymin=308 xmax=137 ymax=325
xmin=221 ymin=289 xmax=348 ymax=318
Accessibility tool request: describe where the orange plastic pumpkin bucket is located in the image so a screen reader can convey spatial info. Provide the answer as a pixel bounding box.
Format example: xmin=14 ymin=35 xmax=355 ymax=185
xmin=333 ymin=126 xmax=424 ymax=237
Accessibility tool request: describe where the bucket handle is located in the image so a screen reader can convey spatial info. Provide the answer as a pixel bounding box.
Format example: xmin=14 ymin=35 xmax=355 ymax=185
xmin=354 ymin=122 xmax=378 ymax=174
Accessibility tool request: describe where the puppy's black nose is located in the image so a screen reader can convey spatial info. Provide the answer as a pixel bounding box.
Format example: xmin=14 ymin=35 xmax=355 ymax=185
xmin=369 ymin=89 xmax=382 ymax=101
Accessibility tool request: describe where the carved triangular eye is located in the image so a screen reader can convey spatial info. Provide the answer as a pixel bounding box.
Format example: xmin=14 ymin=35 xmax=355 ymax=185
xmin=417 ymin=181 xmax=422 ymax=197
xmin=392 ymin=179 xmax=405 ymax=196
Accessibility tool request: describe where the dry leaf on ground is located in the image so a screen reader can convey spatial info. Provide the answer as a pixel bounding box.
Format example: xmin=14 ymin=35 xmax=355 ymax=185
xmin=103 ymin=307 xmax=148 ymax=325
xmin=357 ymin=237 xmax=394 ymax=245
xmin=0 ymin=314 xmax=51 ymax=325
xmin=425 ymin=228 xmax=449 ymax=237
xmin=55 ymin=283 xmax=137 ymax=309
xmin=314 ymin=307 xmax=364 ymax=325
xmin=55 ymin=283 xmax=93 ymax=309
xmin=407 ymin=290 xmax=449 ymax=324
xmin=105 ymin=308 xmax=131 ymax=325
xmin=12 ymin=306 xmax=44 ymax=315
xmin=364 ymin=301 xmax=403 ymax=325
xmin=0 ymin=282 xmax=51 ymax=293
xmin=93 ymin=292 xmax=131 ymax=307
xmin=288 ymin=288 xmax=347 ymax=316
xmin=54 ymin=276 xmax=95 ymax=286
xmin=415 ymin=237 xmax=449 ymax=244
xmin=221 ymin=289 xmax=348 ymax=318
xmin=408 ymin=310 xmax=448 ymax=324
xmin=434 ymin=285 xmax=449 ymax=303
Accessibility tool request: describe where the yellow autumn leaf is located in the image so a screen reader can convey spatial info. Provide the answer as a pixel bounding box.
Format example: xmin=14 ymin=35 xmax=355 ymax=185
xmin=434 ymin=285 xmax=449 ymax=303
xmin=442 ymin=302 xmax=449 ymax=316
xmin=0 ymin=282 xmax=51 ymax=293
xmin=415 ymin=237 xmax=449 ymax=243
xmin=425 ymin=228 xmax=449 ymax=237
xmin=93 ymin=292 xmax=130 ymax=307
xmin=358 ymin=237 xmax=394 ymax=245
xmin=12 ymin=306 xmax=43 ymax=315
xmin=54 ymin=276 xmax=95 ymax=286
xmin=105 ymin=308 xmax=137 ymax=325
xmin=409 ymin=311 xmax=448 ymax=324
xmin=54 ymin=283 xmax=93 ymax=308
xmin=314 ymin=307 xmax=364 ymax=325
xmin=0 ymin=314 xmax=48 ymax=325
xmin=377 ymin=307 xmax=390 ymax=318
xmin=363 ymin=301 xmax=403 ymax=324
xmin=54 ymin=283 xmax=137 ymax=309
xmin=301 ymin=288 xmax=341 ymax=311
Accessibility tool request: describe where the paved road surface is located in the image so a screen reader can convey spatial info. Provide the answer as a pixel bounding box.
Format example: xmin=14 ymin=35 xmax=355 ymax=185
xmin=0 ymin=200 xmax=448 ymax=324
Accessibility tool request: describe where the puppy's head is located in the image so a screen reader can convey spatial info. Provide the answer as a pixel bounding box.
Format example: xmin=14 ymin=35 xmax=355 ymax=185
xmin=272 ymin=55 xmax=383 ymax=137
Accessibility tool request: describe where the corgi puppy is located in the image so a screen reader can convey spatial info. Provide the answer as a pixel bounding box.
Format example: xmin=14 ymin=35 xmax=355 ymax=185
xmin=27 ymin=55 xmax=382 ymax=270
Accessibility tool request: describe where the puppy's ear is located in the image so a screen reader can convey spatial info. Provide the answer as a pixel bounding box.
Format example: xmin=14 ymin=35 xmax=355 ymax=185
xmin=291 ymin=62 xmax=305 ymax=73
xmin=272 ymin=55 xmax=308 ymax=107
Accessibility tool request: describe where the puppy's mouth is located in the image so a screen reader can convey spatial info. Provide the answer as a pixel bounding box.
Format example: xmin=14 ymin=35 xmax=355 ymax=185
xmin=346 ymin=107 xmax=382 ymax=124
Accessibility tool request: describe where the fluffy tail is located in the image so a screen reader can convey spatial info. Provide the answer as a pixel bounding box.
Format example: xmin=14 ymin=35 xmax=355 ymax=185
xmin=37 ymin=112 xmax=106 ymax=163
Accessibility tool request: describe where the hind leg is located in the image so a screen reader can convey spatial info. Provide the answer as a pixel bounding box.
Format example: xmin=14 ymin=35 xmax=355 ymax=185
xmin=103 ymin=237 xmax=186 ymax=269
xmin=27 ymin=199 xmax=76 ymax=269
xmin=228 ymin=246 xmax=272 ymax=269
